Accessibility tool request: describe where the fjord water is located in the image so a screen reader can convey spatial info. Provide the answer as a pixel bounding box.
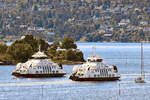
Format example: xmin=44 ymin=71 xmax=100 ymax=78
xmin=0 ymin=43 xmax=150 ymax=100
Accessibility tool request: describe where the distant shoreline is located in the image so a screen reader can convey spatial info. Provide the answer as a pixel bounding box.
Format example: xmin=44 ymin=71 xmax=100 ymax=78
xmin=5 ymin=41 xmax=150 ymax=46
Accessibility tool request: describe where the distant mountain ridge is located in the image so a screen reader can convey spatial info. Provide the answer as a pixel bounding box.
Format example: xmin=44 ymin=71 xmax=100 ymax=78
xmin=0 ymin=0 xmax=150 ymax=42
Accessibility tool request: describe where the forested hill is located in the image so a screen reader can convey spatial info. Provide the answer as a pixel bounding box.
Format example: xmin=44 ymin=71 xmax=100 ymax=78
xmin=0 ymin=0 xmax=150 ymax=42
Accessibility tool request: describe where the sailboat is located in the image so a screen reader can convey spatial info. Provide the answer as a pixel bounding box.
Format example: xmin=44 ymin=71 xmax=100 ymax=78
xmin=135 ymin=43 xmax=145 ymax=83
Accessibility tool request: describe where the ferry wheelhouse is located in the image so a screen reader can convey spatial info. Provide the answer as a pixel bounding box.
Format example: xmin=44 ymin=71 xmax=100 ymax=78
xmin=69 ymin=56 xmax=120 ymax=81
xmin=12 ymin=50 xmax=66 ymax=78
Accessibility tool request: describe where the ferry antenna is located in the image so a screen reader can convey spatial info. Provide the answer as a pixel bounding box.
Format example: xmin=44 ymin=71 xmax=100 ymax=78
xmin=92 ymin=46 xmax=96 ymax=56
xmin=39 ymin=45 xmax=41 ymax=52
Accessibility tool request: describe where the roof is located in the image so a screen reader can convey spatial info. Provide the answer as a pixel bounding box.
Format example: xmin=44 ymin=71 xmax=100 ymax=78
xmin=32 ymin=51 xmax=47 ymax=58
xmin=87 ymin=56 xmax=103 ymax=60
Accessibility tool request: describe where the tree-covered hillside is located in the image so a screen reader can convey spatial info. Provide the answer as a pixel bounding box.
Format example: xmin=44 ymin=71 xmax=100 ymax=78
xmin=0 ymin=0 xmax=150 ymax=42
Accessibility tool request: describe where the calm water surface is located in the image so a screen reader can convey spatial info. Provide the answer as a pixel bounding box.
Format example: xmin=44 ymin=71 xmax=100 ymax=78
xmin=1 ymin=43 xmax=150 ymax=100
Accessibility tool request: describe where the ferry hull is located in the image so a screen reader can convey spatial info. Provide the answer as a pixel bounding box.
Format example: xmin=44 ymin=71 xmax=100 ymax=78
xmin=12 ymin=72 xmax=66 ymax=78
xmin=69 ymin=76 xmax=120 ymax=81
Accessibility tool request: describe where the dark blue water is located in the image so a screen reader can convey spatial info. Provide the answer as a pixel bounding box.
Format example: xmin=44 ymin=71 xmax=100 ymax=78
xmin=1 ymin=43 xmax=150 ymax=100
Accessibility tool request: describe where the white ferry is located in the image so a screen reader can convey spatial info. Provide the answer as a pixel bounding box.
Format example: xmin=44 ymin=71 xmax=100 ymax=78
xmin=69 ymin=56 xmax=120 ymax=81
xmin=12 ymin=49 xmax=66 ymax=78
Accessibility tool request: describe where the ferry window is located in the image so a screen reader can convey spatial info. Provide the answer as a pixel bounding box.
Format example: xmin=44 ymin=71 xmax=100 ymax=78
xmin=56 ymin=71 xmax=58 ymax=73
xmin=94 ymin=75 xmax=96 ymax=77
xmin=47 ymin=66 xmax=49 ymax=72
xmin=106 ymin=69 xmax=108 ymax=72
xmin=36 ymin=71 xmax=38 ymax=74
xmin=97 ymin=59 xmax=102 ymax=62
xmin=45 ymin=67 xmax=47 ymax=71
xmin=50 ymin=67 xmax=51 ymax=72
xmin=90 ymin=60 xmax=94 ymax=62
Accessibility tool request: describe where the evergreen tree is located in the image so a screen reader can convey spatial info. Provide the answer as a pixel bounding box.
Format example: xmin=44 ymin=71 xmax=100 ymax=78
xmin=7 ymin=43 xmax=34 ymax=62
xmin=60 ymin=37 xmax=77 ymax=49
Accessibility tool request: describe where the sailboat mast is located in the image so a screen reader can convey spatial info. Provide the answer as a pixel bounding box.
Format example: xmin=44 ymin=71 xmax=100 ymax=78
xmin=141 ymin=43 xmax=144 ymax=78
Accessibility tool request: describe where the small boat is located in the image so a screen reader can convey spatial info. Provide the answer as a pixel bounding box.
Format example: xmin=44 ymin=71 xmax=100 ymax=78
xmin=69 ymin=55 xmax=120 ymax=81
xmin=12 ymin=47 xmax=66 ymax=78
xmin=135 ymin=43 xmax=145 ymax=83
xmin=135 ymin=77 xmax=145 ymax=83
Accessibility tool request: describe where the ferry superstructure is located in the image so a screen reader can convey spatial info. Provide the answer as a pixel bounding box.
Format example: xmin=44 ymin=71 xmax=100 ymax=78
xmin=69 ymin=56 xmax=120 ymax=81
xmin=12 ymin=50 xmax=66 ymax=78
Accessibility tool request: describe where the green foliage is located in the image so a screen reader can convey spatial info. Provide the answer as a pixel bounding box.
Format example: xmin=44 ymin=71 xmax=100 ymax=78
xmin=47 ymin=41 xmax=60 ymax=58
xmin=0 ymin=35 xmax=49 ymax=63
xmin=0 ymin=35 xmax=84 ymax=64
xmin=49 ymin=41 xmax=60 ymax=50
xmin=0 ymin=43 xmax=8 ymax=54
xmin=74 ymin=50 xmax=84 ymax=61
xmin=64 ymin=49 xmax=84 ymax=61
xmin=0 ymin=54 xmax=11 ymax=60
xmin=7 ymin=43 xmax=34 ymax=62
xmin=37 ymin=38 xmax=49 ymax=51
xmin=48 ymin=38 xmax=84 ymax=63
xmin=65 ymin=49 xmax=76 ymax=61
xmin=47 ymin=48 xmax=56 ymax=59
xmin=6 ymin=35 xmax=49 ymax=62
xmin=14 ymin=35 xmax=49 ymax=51
xmin=60 ymin=37 xmax=77 ymax=49
xmin=14 ymin=35 xmax=38 ymax=51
